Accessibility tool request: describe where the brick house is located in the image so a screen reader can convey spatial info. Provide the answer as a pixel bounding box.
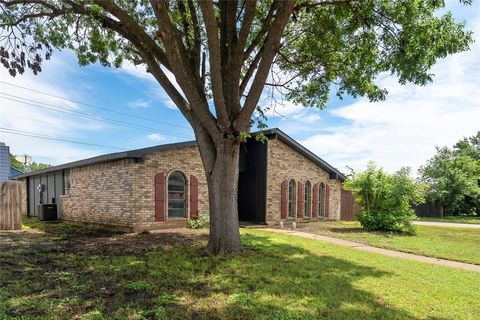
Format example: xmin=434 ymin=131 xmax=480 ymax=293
xmin=14 ymin=128 xmax=345 ymax=231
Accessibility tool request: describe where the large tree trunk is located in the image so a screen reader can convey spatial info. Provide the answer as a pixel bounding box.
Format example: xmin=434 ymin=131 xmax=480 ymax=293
xmin=196 ymin=130 xmax=243 ymax=255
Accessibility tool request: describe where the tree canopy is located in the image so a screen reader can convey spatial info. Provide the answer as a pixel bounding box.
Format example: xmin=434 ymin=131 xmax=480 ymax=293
xmin=0 ymin=0 xmax=474 ymax=254
xmin=0 ymin=1 xmax=473 ymax=118
xmin=419 ymin=132 xmax=480 ymax=216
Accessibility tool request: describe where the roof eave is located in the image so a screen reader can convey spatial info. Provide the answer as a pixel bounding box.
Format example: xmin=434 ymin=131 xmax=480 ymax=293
xmin=11 ymin=129 xmax=346 ymax=182
xmin=265 ymin=128 xmax=346 ymax=182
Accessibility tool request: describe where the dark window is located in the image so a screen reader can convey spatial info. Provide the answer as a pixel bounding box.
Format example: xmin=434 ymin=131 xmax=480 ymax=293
xmin=288 ymin=179 xmax=296 ymax=218
xmin=304 ymin=181 xmax=312 ymax=217
xmin=63 ymin=170 xmax=70 ymax=195
xmin=319 ymin=183 xmax=326 ymax=218
xmin=168 ymin=171 xmax=187 ymax=218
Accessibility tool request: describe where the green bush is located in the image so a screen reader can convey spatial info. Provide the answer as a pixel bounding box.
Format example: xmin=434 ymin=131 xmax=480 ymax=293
xmin=345 ymin=162 xmax=425 ymax=233
xmin=186 ymin=213 xmax=209 ymax=229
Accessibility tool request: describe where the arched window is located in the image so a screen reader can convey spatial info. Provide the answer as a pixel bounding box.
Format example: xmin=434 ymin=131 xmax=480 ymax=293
xmin=319 ymin=182 xmax=326 ymax=218
xmin=288 ymin=179 xmax=296 ymax=218
xmin=304 ymin=181 xmax=312 ymax=217
xmin=168 ymin=171 xmax=187 ymax=218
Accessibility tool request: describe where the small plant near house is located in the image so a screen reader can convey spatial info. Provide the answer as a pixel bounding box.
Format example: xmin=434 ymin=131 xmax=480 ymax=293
xmin=345 ymin=162 xmax=425 ymax=233
xmin=186 ymin=213 xmax=209 ymax=229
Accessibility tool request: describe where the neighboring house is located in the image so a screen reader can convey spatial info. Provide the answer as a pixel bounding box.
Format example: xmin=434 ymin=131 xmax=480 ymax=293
xmin=0 ymin=142 xmax=11 ymax=182
xmin=14 ymin=128 xmax=346 ymax=231
xmin=10 ymin=166 xmax=23 ymax=178
xmin=0 ymin=142 xmax=26 ymax=181
xmin=0 ymin=142 xmax=23 ymax=181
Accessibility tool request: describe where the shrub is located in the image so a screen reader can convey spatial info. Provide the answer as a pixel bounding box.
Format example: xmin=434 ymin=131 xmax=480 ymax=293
xmin=186 ymin=213 xmax=209 ymax=229
xmin=345 ymin=162 xmax=425 ymax=233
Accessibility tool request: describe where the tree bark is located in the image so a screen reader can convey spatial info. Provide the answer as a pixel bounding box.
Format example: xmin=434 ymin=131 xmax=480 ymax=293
xmin=196 ymin=129 xmax=243 ymax=255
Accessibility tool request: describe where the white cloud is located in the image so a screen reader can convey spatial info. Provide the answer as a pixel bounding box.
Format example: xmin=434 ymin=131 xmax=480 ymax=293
xmin=163 ymin=99 xmax=178 ymax=110
xmin=118 ymin=61 xmax=184 ymax=112
xmin=128 ymin=99 xmax=151 ymax=109
xmin=147 ymin=133 xmax=165 ymax=142
xmin=291 ymin=112 xmax=321 ymax=123
xmin=0 ymin=53 xmax=114 ymax=165
xmin=118 ymin=62 xmax=155 ymax=82
xmin=263 ymin=100 xmax=305 ymax=117
xmin=301 ymin=12 xmax=480 ymax=174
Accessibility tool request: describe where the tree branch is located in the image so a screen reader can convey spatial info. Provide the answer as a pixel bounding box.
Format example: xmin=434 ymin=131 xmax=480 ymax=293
xmin=90 ymin=0 xmax=171 ymax=71
xmin=149 ymin=0 xmax=221 ymax=141
xmin=227 ymin=0 xmax=257 ymax=120
xmin=239 ymin=45 xmax=264 ymax=97
xmin=237 ymin=0 xmax=256 ymax=51
xmin=1 ymin=0 xmax=55 ymax=10
xmin=243 ymin=1 xmax=278 ymax=60
xmin=295 ymin=0 xmax=354 ymax=10
xmin=237 ymin=0 xmax=296 ymax=130
xmin=187 ymin=0 xmax=201 ymax=78
xmin=198 ymin=0 xmax=229 ymax=127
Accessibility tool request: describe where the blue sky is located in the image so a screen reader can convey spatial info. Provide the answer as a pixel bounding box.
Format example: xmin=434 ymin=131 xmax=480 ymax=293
xmin=0 ymin=0 xmax=479 ymax=174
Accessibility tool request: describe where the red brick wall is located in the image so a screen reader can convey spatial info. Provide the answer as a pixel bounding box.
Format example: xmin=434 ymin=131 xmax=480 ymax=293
xmin=265 ymin=139 xmax=342 ymax=225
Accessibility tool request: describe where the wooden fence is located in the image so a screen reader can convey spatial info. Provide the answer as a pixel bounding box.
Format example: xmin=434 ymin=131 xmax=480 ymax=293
xmin=0 ymin=181 xmax=22 ymax=230
xmin=340 ymin=190 xmax=445 ymax=220
xmin=340 ymin=189 xmax=359 ymax=221
xmin=414 ymin=202 xmax=444 ymax=218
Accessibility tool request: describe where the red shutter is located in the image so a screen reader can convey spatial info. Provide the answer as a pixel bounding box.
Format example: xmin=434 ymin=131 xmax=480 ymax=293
xmin=297 ymin=182 xmax=304 ymax=218
xmin=155 ymin=172 xmax=165 ymax=222
xmin=325 ymin=184 xmax=330 ymax=219
xmin=280 ymin=180 xmax=288 ymax=219
xmin=312 ymin=183 xmax=319 ymax=218
xmin=190 ymin=175 xmax=199 ymax=219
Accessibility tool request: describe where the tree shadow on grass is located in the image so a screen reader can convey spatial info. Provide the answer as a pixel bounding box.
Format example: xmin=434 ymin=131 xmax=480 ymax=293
xmin=299 ymin=221 xmax=415 ymax=238
xmin=0 ymin=227 xmax=449 ymax=320
xmin=210 ymin=234 xmax=417 ymax=320
xmin=22 ymin=218 xmax=125 ymax=240
xmin=305 ymin=223 xmax=414 ymax=239
xmin=327 ymin=228 xmax=416 ymax=239
xmin=327 ymin=226 xmax=366 ymax=233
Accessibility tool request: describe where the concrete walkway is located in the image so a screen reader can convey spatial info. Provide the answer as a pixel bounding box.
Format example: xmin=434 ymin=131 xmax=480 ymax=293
xmin=266 ymin=228 xmax=480 ymax=272
xmin=414 ymin=221 xmax=480 ymax=228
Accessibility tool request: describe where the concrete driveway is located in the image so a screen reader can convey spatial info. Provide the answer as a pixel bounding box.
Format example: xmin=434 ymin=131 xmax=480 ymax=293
xmin=414 ymin=221 xmax=480 ymax=228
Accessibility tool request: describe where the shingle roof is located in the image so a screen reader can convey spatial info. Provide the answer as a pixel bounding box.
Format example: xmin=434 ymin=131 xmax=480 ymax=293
xmin=10 ymin=166 xmax=23 ymax=178
xmin=12 ymin=128 xmax=345 ymax=181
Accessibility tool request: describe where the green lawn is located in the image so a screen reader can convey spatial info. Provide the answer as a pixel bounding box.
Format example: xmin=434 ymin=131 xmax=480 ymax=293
xmin=419 ymin=216 xmax=480 ymax=224
xmin=299 ymin=221 xmax=480 ymax=265
xmin=0 ymin=218 xmax=478 ymax=319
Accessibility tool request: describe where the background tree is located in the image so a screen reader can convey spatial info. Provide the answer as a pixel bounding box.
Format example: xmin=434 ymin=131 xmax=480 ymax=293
xmin=0 ymin=0 xmax=473 ymax=254
xmin=345 ymin=162 xmax=425 ymax=233
xmin=28 ymin=160 xmax=51 ymax=171
xmin=9 ymin=153 xmax=51 ymax=172
xmin=419 ymin=132 xmax=480 ymax=216
xmin=9 ymin=153 xmax=24 ymax=172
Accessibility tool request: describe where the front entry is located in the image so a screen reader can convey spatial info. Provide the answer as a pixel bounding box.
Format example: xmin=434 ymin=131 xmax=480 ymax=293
xmin=237 ymin=139 xmax=267 ymax=223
